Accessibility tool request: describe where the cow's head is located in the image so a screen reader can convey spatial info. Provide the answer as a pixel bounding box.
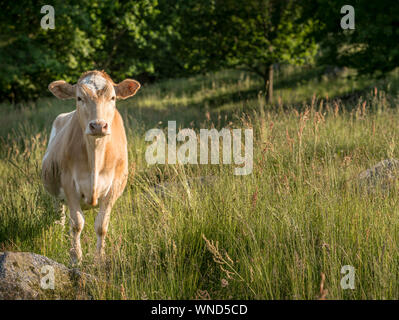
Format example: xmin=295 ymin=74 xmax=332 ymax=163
xmin=48 ymin=70 xmax=140 ymax=137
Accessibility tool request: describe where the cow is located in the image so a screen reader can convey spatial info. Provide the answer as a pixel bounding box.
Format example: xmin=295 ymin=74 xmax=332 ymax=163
xmin=42 ymin=70 xmax=140 ymax=264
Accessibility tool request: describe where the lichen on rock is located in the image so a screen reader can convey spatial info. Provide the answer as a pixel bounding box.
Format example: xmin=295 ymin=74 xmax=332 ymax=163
xmin=0 ymin=251 xmax=93 ymax=300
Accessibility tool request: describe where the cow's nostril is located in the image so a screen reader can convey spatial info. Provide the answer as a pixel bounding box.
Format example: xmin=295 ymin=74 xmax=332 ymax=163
xmin=90 ymin=123 xmax=96 ymax=130
xmin=103 ymin=123 xmax=108 ymax=129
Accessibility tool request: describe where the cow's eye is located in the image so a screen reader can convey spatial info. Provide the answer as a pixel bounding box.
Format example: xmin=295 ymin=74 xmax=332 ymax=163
xmin=111 ymin=96 xmax=116 ymax=101
xmin=77 ymin=97 xmax=82 ymax=101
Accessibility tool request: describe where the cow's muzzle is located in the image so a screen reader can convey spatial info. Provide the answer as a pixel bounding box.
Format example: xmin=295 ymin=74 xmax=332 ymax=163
xmin=87 ymin=120 xmax=110 ymax=136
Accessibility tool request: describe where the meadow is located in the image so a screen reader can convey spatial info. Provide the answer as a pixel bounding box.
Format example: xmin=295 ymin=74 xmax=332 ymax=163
xmin=1 ymin=66 xmax=399 ymax=299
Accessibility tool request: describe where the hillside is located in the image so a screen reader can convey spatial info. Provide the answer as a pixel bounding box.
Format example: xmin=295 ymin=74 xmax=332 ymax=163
xmin=1 ymin=67 xmax=399 ymax=299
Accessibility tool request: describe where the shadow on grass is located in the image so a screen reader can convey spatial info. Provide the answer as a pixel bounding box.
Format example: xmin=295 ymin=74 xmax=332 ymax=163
xmin=0 ymin=178 xmax=59 ymax=247
xmin=273 ymin=66 xmax=327 ymax=90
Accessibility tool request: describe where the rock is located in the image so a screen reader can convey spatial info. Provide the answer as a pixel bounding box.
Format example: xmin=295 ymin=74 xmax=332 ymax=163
xmin=357 ymin=159 xmax=399 ymax=191
xmin=0 ymin=251 xmax=93 ymax=300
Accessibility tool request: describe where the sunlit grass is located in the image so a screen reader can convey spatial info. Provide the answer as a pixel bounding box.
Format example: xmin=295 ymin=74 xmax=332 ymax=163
xmin=1 ymin=67 xmax=399 ymax=299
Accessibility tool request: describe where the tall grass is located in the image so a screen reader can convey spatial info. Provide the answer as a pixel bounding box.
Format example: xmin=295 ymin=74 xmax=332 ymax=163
xmin=1 ymin=67 xmax=399 ymax=299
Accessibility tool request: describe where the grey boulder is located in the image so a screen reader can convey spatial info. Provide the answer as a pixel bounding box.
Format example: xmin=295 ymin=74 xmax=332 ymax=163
xmin=358 ymin=158 xmax=399 ymax=191
xmin=0 ymin=251 xmax=92 ymax=300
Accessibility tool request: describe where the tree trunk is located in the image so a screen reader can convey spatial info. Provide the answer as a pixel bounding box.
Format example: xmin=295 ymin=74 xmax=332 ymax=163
xmin=265 ymin=64 xmax=273 ymax=103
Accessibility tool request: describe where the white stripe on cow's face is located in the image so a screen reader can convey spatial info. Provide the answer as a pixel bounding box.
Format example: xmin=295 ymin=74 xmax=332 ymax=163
xmin=81 ymin=74 xmax=107 ymax=93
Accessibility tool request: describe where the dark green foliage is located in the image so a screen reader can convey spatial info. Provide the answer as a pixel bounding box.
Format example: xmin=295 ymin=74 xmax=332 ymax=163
xmin=0 ymin=0 xmax=398 ymax=102
xmin=0 ymin=1 xmax=92 ymax=101
xmin=172 ymin=0 xmax=317 ymax=101
xmin=0 ymin=0 xmax=173 ymax=102
xmin=305 ymin=0 xmax=399 ymax=76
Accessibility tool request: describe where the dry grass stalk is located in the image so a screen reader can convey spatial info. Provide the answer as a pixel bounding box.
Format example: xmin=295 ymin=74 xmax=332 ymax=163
xmin=318 ymin=272 xmax=328 ymax=300
xmin=202 ymin=234 xmax=256 ymax=296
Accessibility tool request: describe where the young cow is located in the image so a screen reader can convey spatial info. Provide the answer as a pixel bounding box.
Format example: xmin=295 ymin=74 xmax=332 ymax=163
xmin=42 ymin=70 xmax=140 ymax=263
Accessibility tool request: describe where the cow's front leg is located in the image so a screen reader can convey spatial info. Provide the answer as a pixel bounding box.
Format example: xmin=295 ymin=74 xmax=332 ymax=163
xmin=95 ymin=199 xmax=112 ymax=259
xmin=69 ymin=206 xmax=85 ymax=264
xmin=64 ymin=191 xmax=85 ymax=264
xmin=69 ymin=205 xmax=85 ymax=264
xmin=54 ymin=199 xmax=66 ymax=228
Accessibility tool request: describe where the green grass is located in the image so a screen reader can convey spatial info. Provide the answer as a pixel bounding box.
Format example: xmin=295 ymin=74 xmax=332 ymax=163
xmin=2 ymin=66 xmax=399 ymax=299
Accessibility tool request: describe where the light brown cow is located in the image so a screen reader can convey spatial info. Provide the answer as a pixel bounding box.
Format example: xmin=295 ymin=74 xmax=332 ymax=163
xmin=42 ymin=70 xmax=140 ymax=263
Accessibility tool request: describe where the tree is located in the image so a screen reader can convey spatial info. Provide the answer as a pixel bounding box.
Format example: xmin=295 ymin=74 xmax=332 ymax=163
xmin=226 ymin=0 xmax=317 ymax=102
xmin=304 ymin=0 xmax=399 ymax=76
xmin=0 ymin=0 xmax=171 ymax=102
xmin=0 ymin=0 xmax=320 ymax=103
xmin=175 ymin=0 xmax=317 ymax=102
xmin=0 ymin=0 xmax=95 ymax=101
xmin=83 ymin=0 xmax=172 ymax=81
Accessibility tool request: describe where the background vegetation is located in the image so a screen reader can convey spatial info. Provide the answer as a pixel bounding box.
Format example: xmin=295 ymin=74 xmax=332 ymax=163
xmin=1 ymin=67 xmax=399 ymax=299
xmin=1 ymin=0 xmax=398 ymax=102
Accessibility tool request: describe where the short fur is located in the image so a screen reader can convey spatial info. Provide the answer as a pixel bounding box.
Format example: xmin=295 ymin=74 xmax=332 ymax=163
xmin=42 ymin=70 xmax=140 ymax=263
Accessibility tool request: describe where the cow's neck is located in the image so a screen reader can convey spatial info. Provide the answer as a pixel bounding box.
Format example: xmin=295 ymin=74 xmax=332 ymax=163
xmin=84 ymin=135 xmax=110 ymax=206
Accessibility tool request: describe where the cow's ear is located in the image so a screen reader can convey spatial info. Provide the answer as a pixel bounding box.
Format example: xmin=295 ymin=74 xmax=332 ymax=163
xmin=114 ymin=79 xmax=141 ymax=100
xmin=48 ymin=81 xmax=76 ymax=99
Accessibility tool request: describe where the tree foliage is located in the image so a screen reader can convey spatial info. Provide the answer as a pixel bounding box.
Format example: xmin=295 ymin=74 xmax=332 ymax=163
xmin=0 ymin=0 xmax=397 ymax=102
xmin=305 ymin=0 xmax=399 ymax=76
xmin=226 ymin=0 xmax=317 ymax=101
xmin=0 ymin=0 xmax=173 ymax=102
xmin=165 ymin=0 xmax=318 ymax=101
